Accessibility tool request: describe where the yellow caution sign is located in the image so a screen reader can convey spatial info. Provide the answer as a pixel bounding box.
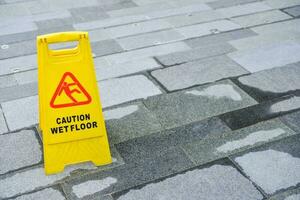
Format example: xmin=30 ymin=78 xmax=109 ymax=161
xmin=37 ymin=32 xmax=112 ymax=175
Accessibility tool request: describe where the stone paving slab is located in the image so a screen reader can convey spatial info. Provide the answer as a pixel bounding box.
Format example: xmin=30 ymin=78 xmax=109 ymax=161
xmin=0 ymin=54 xmax=36 ymax=76
xmin=165 ymin=10 xmax=223 ymax=28
xmin=207 ymin=0 xmax=259 ymax=9
xmin=236 ymin=62 xmax=300 ymax=101
xmin=216 ymin=2 xmax=272 ymax=18
xmin=229 ymin=30 xmax=300 ymax=52
xmin=182 ymin=119 xmax=296 ymax=165
xmin=69 ymin=6 xmax=109 ymax=23
xmin=116 ymin=29 xmax=185 ymax=50
xmin=99 ymin=75 xmax=162 ymax=108
xmin=0 ymin=40 xmax=35 ymax=59
xmin=265 ymin=0 xmax=300 ymax=9
xmin=0 ymin=82 xmax=37 ymax=103
xmin=0 ymin=148 xmax=123 ymax=199
xmin=176 ymin=19 xmax=241 ymax=39
xmin=0 ymin=129 xmax=42 ymax=175
xmin=104 ymin=19 xmax=172 ymax=38
xmin=104 ymin=102 xmax=163 ymax=144
xmin=155 ymin=43 xmax=235 ymax=66
xmin=231 ymin=134 xmax=300 ymax=195
xmin=1 ymin=95 xmax=38 ymax=131
xmin=145 ymin=3 xmax=211 ymax=19
xmin=284 ymin=5 xmax=300 ymax=17
xmin=11 ymin=187 xmax=66 ymax=200
xmin=74 ymin=15 xmax=148 ymax=30
xmin=95 ymin=57 xmax=161 ymax=81
xmin=91 ymin=39 xmax=123 ymax=57
xmin=228 ymin=42 xmax=300 ymax=73
xmin=113 ymin=162 xmax=263 ymax=200
xmin=231 ymin=10 xmax=292 ymax=28
xmin=251 ymin=18 xmax=300 ymax=35
xmin=115 ymin=117 xmax=230 ymax=165
xmin=220 ymin=94 xmax=300 ymax=130
xmin=104 ymin=42 xmax=190 ymax=65
xmin=280 ymin=110 xmax=300 ymax=133
xmin=0 ymin=108 xmax=8 ymax=134
xmin=62 ymin=147 xmax=194 ymax=200
xmin=185 ymin=29 xmax=257 ymax=48
xmin=143 ymin=80 xmax=257 ymax=129
xmin=269 ymin=187 xmax=300 ymax=200
xmin=151 ymin=55 xmax=248 ymax=91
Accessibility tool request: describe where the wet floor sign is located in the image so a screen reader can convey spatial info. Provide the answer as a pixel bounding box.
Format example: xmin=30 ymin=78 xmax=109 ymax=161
xmin=37 ymin=32 xmax=112 ymax=175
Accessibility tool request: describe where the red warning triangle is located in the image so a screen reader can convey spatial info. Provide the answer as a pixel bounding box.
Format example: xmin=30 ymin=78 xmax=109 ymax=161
xmin=50 ymin=72 xmax=92 ymax=108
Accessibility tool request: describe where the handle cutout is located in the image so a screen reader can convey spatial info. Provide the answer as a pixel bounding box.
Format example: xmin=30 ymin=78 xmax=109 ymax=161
xmin=48 ymin=41 xmax=79 ymax=51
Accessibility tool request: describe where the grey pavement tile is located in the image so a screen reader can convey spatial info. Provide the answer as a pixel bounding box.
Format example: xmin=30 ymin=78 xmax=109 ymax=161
xmin=116 ymin=29 xmax=185 ymax=50
xmin=165 ymin=10 xmax=224 ymax=27
xmin=232 ymin=134 xmax=300 ymax=195
xmin=220 ymin=94 xmax=300 ymax=130
xmin=104 ymin=42 xmax=190 ymax=65
xmin=10 ymin=187 xmax=66 ymax=200
xmin=0 ymin=163 xmax=103 ymax=199
xmin=104 ymin=102 xmax=163 ymax=144
xmin=1 ymin=95 xmax=38 ymax=131
xmin=0 ymin=30 xmax=36 ymax=44
xmin=91 ymin=40 xmax=123 ymax=57
xmin=208 ymin=0 xmax=259 ymax=9
xmin=62 ymin=147 xmax=194 ymax=199
xmin=229 ymin=30 xmax=300 ymax=51
xmin=100 ymin=0 xmax=137 ymax=11
xmin=95 ymin=57 xmax=161 ymax=81
xmin=182 ymin=119 xmax=297 ymax=165
xmin=113 ymin=161 xmax=263 ymax=200
xmin=216 ymin=2 xmax=272 ymax=18
xmin=176 ymin=19 xmax=241 ymax=39
xmin=280 ymin=110 xmax=300 ymax=133
xmin=151 ymin=55 xmax=248 ymax=91
xmin=228 ymin=42 xmax=300 ymax=72
xmin=0 ymin=54 xmax=36 ymax=76
xmin=0 ymin=108 xmax=8 ymax=134
xmin=0 ymin=3 xmax=31 ymax=19
xmin=265 ymin=0 xmax=300 ymax=9
xmin=155 ymin=43 xmax=235 ymax=66
xmin=37 ymin=25 xmax=75 ymax=36
xmin=0 ymin=39 xmax=35 ymax=59
xmin=107 ymin=2 xmax=173 ymax=17
xmin=143 ymin=80 xmax=257 ymax=129
xmin=0 ymin=75 xmax=17 ymax=88
xmin=231 ymin=10 xmax=292 ymax=28
xmin=98 ymin=75 xmax=162 ymax=108
xmin=0 ymin=82 xmax=37 ymax=103
xmin=104 ymin=19 xmax=172 ymax=39
xmin=284 ymin=6 xmax=300 ymax=17
xmin=115 ymin=117 xmax=230 ymax=164
xmin=88 ymin=29 xmax=111 ymax=42
xmin=0 ymin=22 xmax=37 ymax=37
xmin=70 ymin=6 xmax=109 ymax=23
xmin=35 ymin=18 xmax=74 ymax=30
xmin=269 ymin=187 xmax=300 ymax=200
xmin=185 ymin=29 xmax=257 ymax=48
xmin=145 ymin=3 xmax=211 ymax=19
xmin=13 ymin=69 xmax=37 ymax=85
xmin=0 ymin=129 xmax=42 ymax=175
xmin=74 ymin=15 xmax=148 ymax=30
xmin=236 ymin=62 xmax=300 ymax=101
xmin=251 ymin=18 xmax=300 ymax=35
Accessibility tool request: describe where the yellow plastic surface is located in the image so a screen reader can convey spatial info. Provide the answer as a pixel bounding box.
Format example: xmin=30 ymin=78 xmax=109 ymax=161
xmin=37 ymin=32 xmax=112 ymax=175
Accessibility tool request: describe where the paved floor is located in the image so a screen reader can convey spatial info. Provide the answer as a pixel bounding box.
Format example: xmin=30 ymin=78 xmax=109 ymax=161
xmin=0 ymin=0 xmax=300 ymax=199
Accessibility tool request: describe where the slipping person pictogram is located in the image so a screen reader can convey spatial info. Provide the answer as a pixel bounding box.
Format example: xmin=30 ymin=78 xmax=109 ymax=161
xmin=50 ymin=72 xmax=92 ymax=108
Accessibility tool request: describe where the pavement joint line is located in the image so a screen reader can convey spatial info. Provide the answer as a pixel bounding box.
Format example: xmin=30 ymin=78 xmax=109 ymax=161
xmin=0 ymin=103 xmax=9 ymax=133
xmin=227 ymin=156 xmax=269 ymax=198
